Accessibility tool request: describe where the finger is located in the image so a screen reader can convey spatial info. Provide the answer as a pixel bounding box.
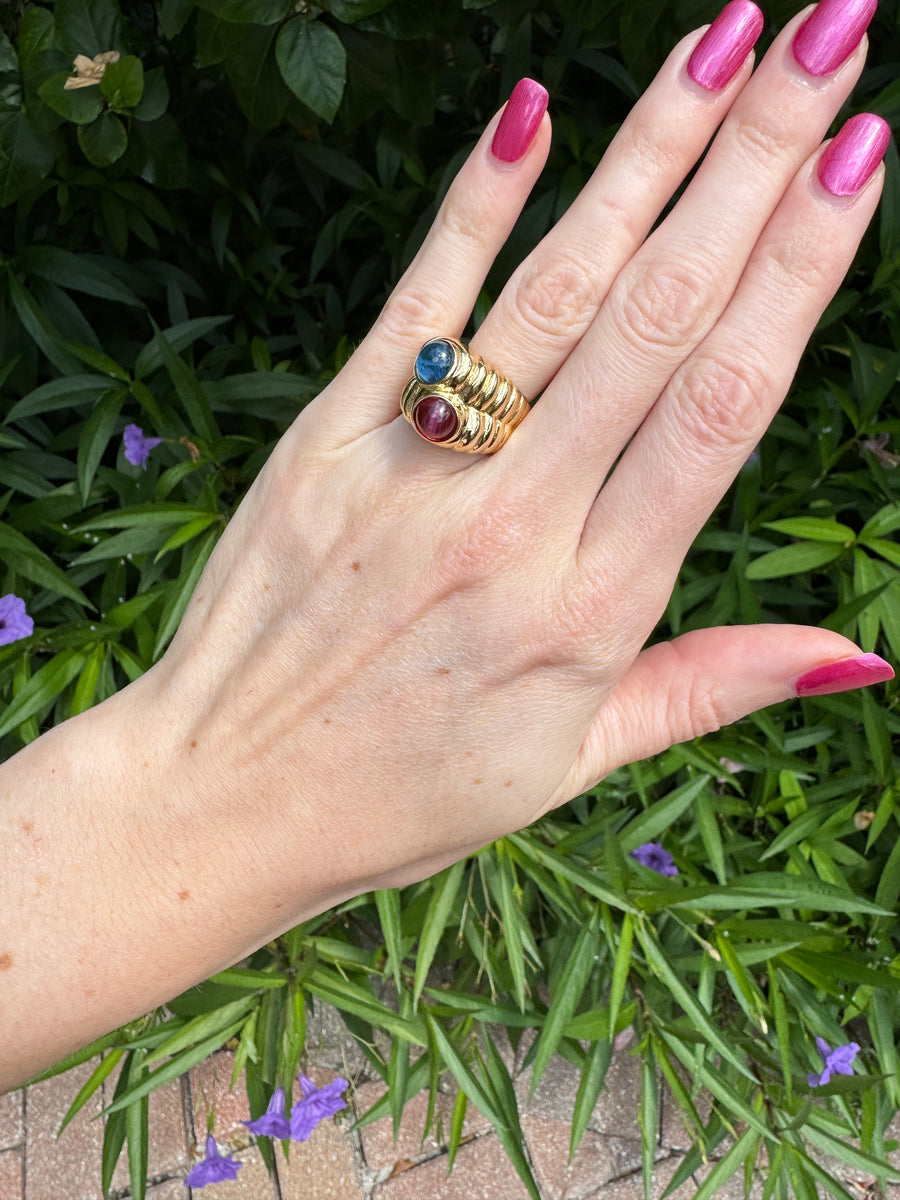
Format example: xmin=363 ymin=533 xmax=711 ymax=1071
xmin=305 ymin=81 xmax=550 ymax=446
xmin=468 ymin=2 xmax=763 ymax=398
xmin=580 ymin=116 xmax=888 ymax=618
xmin=513 ymin=1 xmax=871 ymax=492
xmin=556 ymin=626 xmax=892 ymax=796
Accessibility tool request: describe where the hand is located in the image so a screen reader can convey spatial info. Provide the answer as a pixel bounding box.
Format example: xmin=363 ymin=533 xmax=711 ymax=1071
xmin=3 ymin=0 xmax=892 ymax=1087
xmin=147 ymin=0 xmax=888 ymax=891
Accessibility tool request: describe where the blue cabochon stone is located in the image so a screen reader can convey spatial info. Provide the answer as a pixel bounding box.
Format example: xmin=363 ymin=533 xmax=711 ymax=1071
xmin=415 ymin=339 xmax=455 ymax=384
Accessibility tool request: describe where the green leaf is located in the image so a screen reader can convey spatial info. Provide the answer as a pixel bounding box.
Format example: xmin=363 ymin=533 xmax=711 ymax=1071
xmin=0 ymin=112 xmax=57 ymax=206
xmin=37 ymin=71 xmax=104 ymax=124
xmin=0 ymin=521 xmax=90 ymax=607
xmin=77 ymin=386 xmax=126 ymax=504
xmin=426 ymin=1017 xmax=541 ymax=1200
xmin=607 ymin=910 xmax=634 ymax=1041
xmin=130 ymin=114 xmax=189 ymax=188
xmin=53 ymin=0 xmax=123 ymax=58
xmin=306 ymin=968 xmax=426 ymax=1046
xmin=59 ymin=1047 xmax=125 ymax=1136
xmin=103 ymin=1023 xmax=249 ymax=1116
xmin=8 ymin=270 xmax=85 ymax=375
xmin=322 ymin=0 xmax=393 ymax=20
xmin=100 ymin=55 xmax=144 ymax=110
xmin=125 ymin=1049 xmax=149 ymax=1200
xmin=152 ymin=527 xmax=220 ymax=658
xmin=692 ymin=1130 xmax=760 ymax=1200
xmin=570 ymin=1037 xmax=611 ymax=1160
xmin=6 ymin=374 xmax=113 ymax=422
xmin=134 ymin=316 xmax=231 ymax=379
xmin=374 ymin=887 xmax=403 ymax=990
xmin=150 ymin=318 xmax=219 ymax=442
xmin=412 ymin=858 xmax=467 ymax=1009
xmin=146 ymin=995 xmax=257 ymax=1067
xmin=530 ymin=915 xmax=598 ymax=1089
xmin=619 ymin=775 xmax=709 ymax=852
xmin=133 ymin=67 xmax=170 ymax=122
xmin=636 ymin=924 xmax=754 ymax=1079
xmin=507 ymin=832 xmax=638 ymax=913
xmin=696 ymin=790 xmax=727 ymax=885
xmin=77 ymin=112 xmax=128 ymax=167
xmin=70 ymin=643 xmax=105 ymax=716
xmin=192 ymin=0 xmax=293 ymax=21
xmin=0 ymin=650 xmax=87 ymax=740
xmin=747 ymin=541 xmax=844 ymax=580
xmin=18 ymin=245 xmax=145 ymax=308
xmin=225 ymin=22 xmax=290 ymax=129
xmin=762 ymin=517 xmax=856 ymax=544
xmin=277 ymin=19 xmax=347 ymax=123
xmin=640 ymin=874 xmax=892 ymax=917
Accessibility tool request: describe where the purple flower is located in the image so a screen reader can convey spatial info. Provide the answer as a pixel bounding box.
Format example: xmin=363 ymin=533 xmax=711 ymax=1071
xmin=243 ymin=1086 xmax=290 ymax=1139
xmin=184 ymin=1134 xmax=242 ymax=1188
xmin=630 ymin=842 xmax=678 ymax=877
xmin=808 ymin=1037 xmax=860 ymax=1088
xmin=123 ymin=423 xmax=162 ymax=468
xmin=289 ymin=1073 xmax=348 ymax=1142
xmin=0 ymin=594 xmax=33 ymax=646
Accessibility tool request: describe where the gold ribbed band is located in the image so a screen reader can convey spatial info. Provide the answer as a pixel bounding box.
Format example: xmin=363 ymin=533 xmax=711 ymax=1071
xmin=401 ymin=337 xmax=530 ymax=454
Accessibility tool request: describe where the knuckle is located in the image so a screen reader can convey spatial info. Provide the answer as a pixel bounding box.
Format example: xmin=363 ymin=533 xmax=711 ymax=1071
xmin=729 ymin=114 xmax=794 ymax=169
xmin=672 ymin=354 xmax=766 ymax=454
xmin=375 ymin=285 xmax=439 ymax=348
xmin=510 ymin=254 xmax=598 ymax=342
xmin=615 ymin=259 xmax=716 ymax=352
xmin=761 ymin=232 xmax=836 ymax=296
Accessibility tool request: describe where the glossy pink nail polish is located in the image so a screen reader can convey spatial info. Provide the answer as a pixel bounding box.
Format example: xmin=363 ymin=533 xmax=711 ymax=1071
xmin=792 ymin=0 xmax=878 ymax=77
xmin=491 ymin=78 xmax=549 ymax=163
xmin=817 ymin=112 xmax=891 ymax=196
xmin=687 ymin=0 xmax=765 ymax=91
xmin=795 ymin=653 xmax=894 ymax=696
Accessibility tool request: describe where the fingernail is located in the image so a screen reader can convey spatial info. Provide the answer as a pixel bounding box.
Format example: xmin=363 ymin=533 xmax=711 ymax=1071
xmin=491 ymin=78 xmax=549 ymax=163
xmin=792 ymin=0 xmax=878 ymax=77
xmin=817 ymin=112 xmax=891 ymax=196
xmin=687 ymin=0 xmax=765 ymax=91
xmin=795 ymin=652 xmax=894 ymax=696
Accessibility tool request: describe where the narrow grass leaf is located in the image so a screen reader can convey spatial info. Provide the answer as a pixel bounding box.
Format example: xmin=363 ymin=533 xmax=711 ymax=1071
xmin=691 ymin=1129 xmax=759 ymax=1200
xmin=152 ymin=527 xmax=219 ymax=658
xmin=375 ymin=887 xmax=403 ymax=990
xmin=104 ymin=1023 xmax=248 ymax=1115
xmin=58 ymin=1048 xmax=125 ymax=1136
xmin=570 ymin=1037 xmax=611 ymax=1159
xmin=412 ymin=858 xmax=467 ymax=1009
xmin=640 ymin=1052 xmax=658 ymax=1200
xmin=618 ymin=775 xmax=709 ymax=852
xmin=637 ymin=926 xmax=753 ymax=1080
xmin=125 ymin=1049 xmax=149 ymax=1200
xmin=0 ymin=650 xmax=87 ymax=741
xmin=146 ymin=994 xmax=257 ymax=1066
xmin=607 ymin=911 xmax=634 ymax=1041
xmin=696 ymin=790 xmax=727 ymax=884
xmin=531 ymin=916 xmax=599 ymax=1090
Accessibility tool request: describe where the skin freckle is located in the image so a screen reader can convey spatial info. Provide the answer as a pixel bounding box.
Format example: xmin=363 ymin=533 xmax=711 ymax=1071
xmin=436 ymin=667 xmax=451 ymax=675
xmin=189 ymin=740 xmax=198 ymax=750
xmin=178 ymin=890 xmax=190 ymax=902
xmin=0 ymin=953 xmax=12 ymax=971
xmin=20 ymin=819 xmax=34 ymax=835
xmin=473 ymin=778 xmax=482 ymax=785
xmin=323 ymin=717 xmax=331 ymax=724
xmin=351 ymin=561 xmax=360 ymax=571
xmin=505 ymin=781 xmax=513 ymax=788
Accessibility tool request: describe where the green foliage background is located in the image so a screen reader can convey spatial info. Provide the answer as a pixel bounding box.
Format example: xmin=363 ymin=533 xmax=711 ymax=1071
xmin=1 ymin=0 xmax=900 ymax=1196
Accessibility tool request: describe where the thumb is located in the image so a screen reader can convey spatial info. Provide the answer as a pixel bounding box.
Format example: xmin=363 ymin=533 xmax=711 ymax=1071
xmin=574 ymin=625 xmax=893 ymax=789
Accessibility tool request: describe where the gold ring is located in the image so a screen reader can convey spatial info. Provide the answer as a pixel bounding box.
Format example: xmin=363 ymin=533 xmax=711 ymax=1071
xmin=401 ymin=338 xmax=529 ymax=454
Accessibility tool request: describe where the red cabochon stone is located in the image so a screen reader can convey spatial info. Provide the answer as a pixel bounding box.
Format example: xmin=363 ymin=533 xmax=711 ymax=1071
xmin=413 ymin=396 xmax=458 ymax=442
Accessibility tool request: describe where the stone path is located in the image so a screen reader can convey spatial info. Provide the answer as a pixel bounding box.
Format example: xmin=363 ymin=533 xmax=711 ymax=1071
xmin=1 ymin=1004 xmax=896 ymax=1200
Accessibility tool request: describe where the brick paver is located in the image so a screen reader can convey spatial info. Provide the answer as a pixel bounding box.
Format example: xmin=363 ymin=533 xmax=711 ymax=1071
xmin=24 ymin=1062 xmax=104 ymax=1200
xmin=0 ymin=1148 xmax=23 ymax=1200
xmin=3 ymin=1012 xmax=896 ymax=1200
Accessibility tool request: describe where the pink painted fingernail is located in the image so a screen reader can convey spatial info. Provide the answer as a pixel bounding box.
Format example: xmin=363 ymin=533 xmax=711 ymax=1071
xmin=687 ymin=0 xmax=765 ymax=91
xmin=795 ymin=653 xmax=894 ymax=696
xmin=491 ymin=78 xmax=549 ymax=163
xmin=817 ymin=112 xmax=891 ymax=196
xmin=792 ymin=0 xmax=878 ymax=77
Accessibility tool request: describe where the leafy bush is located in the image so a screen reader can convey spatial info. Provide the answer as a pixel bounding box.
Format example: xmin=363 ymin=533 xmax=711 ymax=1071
xmin=3 ymin=0 xmax=900 ymax=1196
